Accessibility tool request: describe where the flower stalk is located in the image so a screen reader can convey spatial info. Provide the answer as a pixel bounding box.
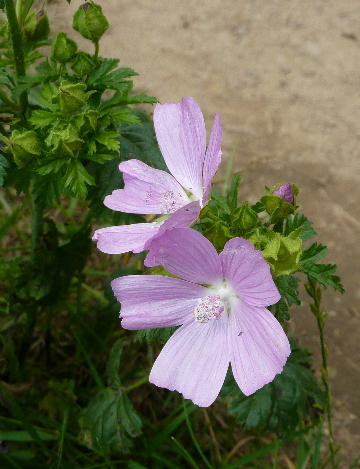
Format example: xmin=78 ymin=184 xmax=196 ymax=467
xmin=305 ymin=277 xmax=336 ymax=468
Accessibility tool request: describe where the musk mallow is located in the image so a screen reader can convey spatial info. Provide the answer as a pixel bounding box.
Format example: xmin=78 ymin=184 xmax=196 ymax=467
xmin=93 ymin=97 xmax=222 ymax=255
xmin=111 ymin=228 xmax=291 ymax=407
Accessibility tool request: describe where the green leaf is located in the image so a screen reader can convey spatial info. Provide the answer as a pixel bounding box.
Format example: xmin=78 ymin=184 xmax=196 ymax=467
xmin=302 ymin=262 xmax=344 ymax=292
xmin=0 ymin=154 xmax=9 ymax=186
xmin=223 ymin=338 xmax=325 ymax=435
xmin=0 ymin=67 xmax=12 ymax=88
xmin=226 ymin=173 xmax=242 ymax=212
xmin=301 ymin=243 xmax=327 ymax=263
xmin=133 ymin=327 xmax=177 ymax=345
xmin=83 ymin=387 xmax=142 ymax=454
xmin=62 ymin=159 xmax=95 ymax=198
xmin=35 ymin=156 xmax=69 ymax=176
xmin=12 ymin=76 xmax=42 ymax=99
xmin=95 ymin=130 xmax=120 ymax=152
xmin=105 ymin=108 xmax=141 ymax=126
xmin=284 ymin=213 xmax=317 ymax=241
xmin=29 ymin=110 xmax=60 ymax=128
xmin=271 ymin=274 xmax=300 ymax=322
xmin=119 ymin=121 xmax=167 ymax=171
xmin=107 ymin=340 xmax=125 ymax=387
xmin=33 ymin=173 xmax=62 ymax=208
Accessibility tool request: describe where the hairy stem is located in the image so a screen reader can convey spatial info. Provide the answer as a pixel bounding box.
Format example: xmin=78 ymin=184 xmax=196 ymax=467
xmin=4 ymin=0 xmax=28 ymax=113
xmin=306 ymin=277 xmax=336 ymax=468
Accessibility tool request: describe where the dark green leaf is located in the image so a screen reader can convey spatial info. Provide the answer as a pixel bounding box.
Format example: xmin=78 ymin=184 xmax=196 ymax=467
xmin=222 ymin=338 xmax=325 ymax=435
xmin=32 ymin=173 xmax=62 ymax=208
xmin=271 ymin=275 xmax=300 ymax=322
xmin=301 ymin=243 xmax=327 ymax=263
xmin=284 ymin=213 xmax=317 ymax=241
xmin=83 ymin=387 xmax=142 ymax=454
xmin=0 ymin=154 xmax=9 ymax=186
xmin=119 ymin=121 xmax=167 ymax=171
xmin=107 ymin=340 xmax=125 ymax=388
xmin=133 ymin=327 xmax=177 ymax=345
xmin=302 ymin=262 xmax=344 ymax=292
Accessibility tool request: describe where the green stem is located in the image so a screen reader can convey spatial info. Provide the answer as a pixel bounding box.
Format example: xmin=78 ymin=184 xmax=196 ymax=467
xmin=4 ymin=0 xmax=28 ymax=113
xmin=306 ymin=278 xmax=336 ymax=468
xmin=124 ymin=375 xmax=148 ymax=392
xmin=31 ymin=201 xmax=43 ymax=263
xmin=94 ymin=40 xmax=99 ymax=61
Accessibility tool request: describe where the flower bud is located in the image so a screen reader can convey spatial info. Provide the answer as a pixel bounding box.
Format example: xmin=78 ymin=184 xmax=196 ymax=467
xmin=51 ymin=32 xmax=77 ymax=64
xmin=57 ymin=82 xmax=88 ymax=114
xmin=9 ymin=130 xmax=42 ymax=168
xmin=273 ymin=183 xmax=294 ymax=204
xmin=260 ymin=183 xmax=298 ymax=224
xmin=72 ymin=1 xmax=109 ymax=43
xmin=71 ymin=51 xmax=94 ymax=76
xmin=233 ymin=202 xmax=258 ymax=234
xmin=23 ymin=10 xmax=50 ymax=47
xmin=262 ymin=232 xmax=302 ymax=275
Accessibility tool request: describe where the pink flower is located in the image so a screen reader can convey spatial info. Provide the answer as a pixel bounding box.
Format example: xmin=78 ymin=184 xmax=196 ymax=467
xmin=93 ymin=97 xmax=222 ymax=254
xmin=112 ymin=228 xmax=291 ymax=407
xmin=273 ymin=183 xmax=294 ymax=204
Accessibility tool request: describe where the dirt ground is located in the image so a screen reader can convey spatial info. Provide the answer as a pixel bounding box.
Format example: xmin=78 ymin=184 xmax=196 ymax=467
xmin=48 ymin=0 xmax=360 ymax=465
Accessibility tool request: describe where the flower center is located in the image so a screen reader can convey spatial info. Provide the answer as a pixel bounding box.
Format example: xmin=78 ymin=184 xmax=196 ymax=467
xmin=159 ymin=190 xmax=183 ymax=214
xmin=193 ymin=294 xmax=224 ymax=323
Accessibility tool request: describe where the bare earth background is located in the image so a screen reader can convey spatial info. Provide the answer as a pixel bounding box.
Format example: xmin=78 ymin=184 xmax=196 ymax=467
xmin=48 ymin=0 xmax=360 ymax=464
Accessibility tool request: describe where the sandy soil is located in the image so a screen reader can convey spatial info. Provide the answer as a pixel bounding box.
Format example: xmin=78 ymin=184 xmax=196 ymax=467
xmin=48 ymin=0 xmax=360 ymax=464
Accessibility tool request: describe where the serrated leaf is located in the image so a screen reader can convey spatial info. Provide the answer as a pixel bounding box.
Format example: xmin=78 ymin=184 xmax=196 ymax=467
xmin=301 ymin=262 xmax=344 ymax=292
xmin=83 ymin=387 xmax=142 ymax=454
xmin=133 ymin=327 xmax=177 ymax=345
xmin=0 ymin=67 xmax=12 ymax=88
xmin=284 ymin=213 xmax=317 ymax=241
xmin=95 ymin=130 xmax=120 ymax=152
xmin=119 ymin=122 xmax=167 ymax=171
xmin=35 ymin=157 xmax=69 ymax=175
xmin=87 ymin=58 xmax=120 ymax=84
xmin=105 ymin=108 xmax=141 ymax=126
xmin=276 ymin=275 xmax=300 ymax=307
xmin=223 ymin=338 xmax=325 ymax=435
xmin=0 ymin=154 xmax=9 ymax=186
xmin=30 ymin=110 xmax=60 ymax=128
xmin=301 ymin=243 xmax=327 ymax=263
xmin=33 ymin=173 xmax=62 ymax=208
xmin=107 ymin=340 xmax=124 ymax=388
xmin=85 ymin=153 xmax=117 ymax=164
xmin=62 ymin=159 xmax=95 ymax=198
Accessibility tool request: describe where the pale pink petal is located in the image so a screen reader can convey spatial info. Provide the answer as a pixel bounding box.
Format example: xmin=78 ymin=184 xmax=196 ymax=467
xmin=150 ymin=314 xmax=229 ymax=407
xmin=92 ymin=222 xmax=161 ymax=254
xmin=154 ymin=98 xmax=205 ymax=201
xmin=202 ymin=113 xmax=222 ymax=204
xmin=112 ymin=275 xmax=206 ymax=329
xmin=220 ymin=238 xmax=281 ymax=307
xmin=228 ymin=299 xmax=290 ymax=396
xmin=145 ymin=228 xmax=223 ymax=284
xmin=104 ymin=160 xmax=190 ymax=214
xmin=143 ymin=201 xmax=201 ymax=259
